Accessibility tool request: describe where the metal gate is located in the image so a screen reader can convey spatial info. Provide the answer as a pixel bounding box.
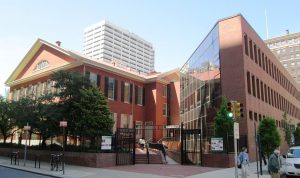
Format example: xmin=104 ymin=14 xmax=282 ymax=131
xmin=181 ymin=127 xmax=202 ymax=165
xmin=115 ymin=128 xmax=136 ymax=165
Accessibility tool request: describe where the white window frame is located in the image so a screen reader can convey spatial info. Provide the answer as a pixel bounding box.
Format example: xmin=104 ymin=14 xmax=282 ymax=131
xmin=108 ymin=77 xmax=115 ymax=100
xmin=124 ymin=82 xmax=130 ymax=103
xmin=163 ymin=103 xmax=168 ymax=116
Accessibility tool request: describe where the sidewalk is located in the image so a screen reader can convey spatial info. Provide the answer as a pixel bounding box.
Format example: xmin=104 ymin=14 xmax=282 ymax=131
xmin=0 ymin=156 xmax=272 ymax=178
xmin=187 ymin=162 xmax=271 ymax=178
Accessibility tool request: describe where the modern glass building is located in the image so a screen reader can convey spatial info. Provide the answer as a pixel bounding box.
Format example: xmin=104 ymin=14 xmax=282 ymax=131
xmin=180 ymin=24 xmax=221 ymax=164
xmin=180 ymin=14 xmax=300 ymax=167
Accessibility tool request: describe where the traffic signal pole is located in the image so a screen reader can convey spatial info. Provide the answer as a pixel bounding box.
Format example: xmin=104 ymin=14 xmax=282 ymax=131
xmin=227 ymin=100 xmax=243 ymax=178
xmin=232 ymin=101 xmax=238 ymax=178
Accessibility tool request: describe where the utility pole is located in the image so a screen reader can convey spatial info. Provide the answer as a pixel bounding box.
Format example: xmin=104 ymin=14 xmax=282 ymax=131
xmin=23 ymin=123 xmax=31 ymax=167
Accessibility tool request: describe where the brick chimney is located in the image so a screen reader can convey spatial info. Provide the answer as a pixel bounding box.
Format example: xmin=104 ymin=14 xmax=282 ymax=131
xmin=56 ymin=41 xmax=61 ymax=47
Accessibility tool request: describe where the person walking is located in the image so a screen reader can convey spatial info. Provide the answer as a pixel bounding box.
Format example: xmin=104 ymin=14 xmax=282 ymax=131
xmin=238 ymin=147 xmax=249 ymax=178
xmin=268 ymin=149 xmax=280 ymax=178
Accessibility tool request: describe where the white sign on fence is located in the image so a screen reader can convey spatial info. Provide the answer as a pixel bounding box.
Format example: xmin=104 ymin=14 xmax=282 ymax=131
xmin=211 ymin=137 xmax=224 ymax=151
xmin=101 ymin=136 xmax=112 ymax=150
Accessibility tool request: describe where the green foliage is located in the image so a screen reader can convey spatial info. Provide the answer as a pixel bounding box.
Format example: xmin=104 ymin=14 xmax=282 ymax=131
xmin=282 ymin=112 xmax=292 ymax=146
xmin=0 ymin=96 xmax=15 ymax=143
xmin=258 ymin=116 xmax=281 ymax=157
xmin=294 ymin=125 xmax=300 ymax=146
xmin=0 ymin=71 xmax=113 ymax=150
xmin=74 ymin=87 xmax=114 ymax=145
xmin=215 ymin=96 xmax=234 ymax=136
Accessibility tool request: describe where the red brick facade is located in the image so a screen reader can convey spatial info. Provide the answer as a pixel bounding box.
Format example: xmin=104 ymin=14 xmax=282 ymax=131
xmin=219 ymin=15 xmax=300 ymax=161
xmin=5 ymin=39 xmax=180 ymax=142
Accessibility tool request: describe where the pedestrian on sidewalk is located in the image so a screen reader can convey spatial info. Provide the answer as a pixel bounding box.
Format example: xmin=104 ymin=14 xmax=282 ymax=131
xmin=268 ymin=149 xmax=280 ymax=178
xmin=238 ymin=147 xmax=249 ymax=178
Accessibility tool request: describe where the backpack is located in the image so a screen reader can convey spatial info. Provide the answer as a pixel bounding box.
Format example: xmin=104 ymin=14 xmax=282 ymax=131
xmin=238 ymin=152 xmax=244 ymax=169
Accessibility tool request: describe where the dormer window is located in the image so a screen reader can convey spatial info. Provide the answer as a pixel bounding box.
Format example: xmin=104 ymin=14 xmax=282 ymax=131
xmin=34 ymin=60 xmax=49 ymax=71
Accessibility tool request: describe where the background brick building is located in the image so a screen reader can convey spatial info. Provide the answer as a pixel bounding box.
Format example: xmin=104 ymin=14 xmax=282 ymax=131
xmin=5 ymin=39 xmax=180 ymax=143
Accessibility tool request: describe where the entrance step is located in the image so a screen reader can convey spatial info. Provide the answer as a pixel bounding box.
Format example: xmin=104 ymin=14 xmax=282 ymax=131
xmin=135 ymin=154 xmax=163 ymax=164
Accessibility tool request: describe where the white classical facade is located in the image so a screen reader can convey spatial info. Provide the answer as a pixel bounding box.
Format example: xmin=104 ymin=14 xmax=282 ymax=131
xmin=83 ymin=20 xmax=155 ymax=74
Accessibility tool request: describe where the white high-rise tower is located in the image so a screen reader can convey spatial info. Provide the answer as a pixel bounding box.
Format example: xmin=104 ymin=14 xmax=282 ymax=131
xmin=83 ymin=20 xmax=155 ymax=74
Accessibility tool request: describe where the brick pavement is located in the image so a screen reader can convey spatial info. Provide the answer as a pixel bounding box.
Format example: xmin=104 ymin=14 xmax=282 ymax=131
xmin=106 ymin=164 xmax=220 ymax=177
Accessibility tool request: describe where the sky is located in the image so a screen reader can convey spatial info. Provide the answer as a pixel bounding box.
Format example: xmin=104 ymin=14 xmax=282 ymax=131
xmin=1 ymin=0 xmax=300 ymax=96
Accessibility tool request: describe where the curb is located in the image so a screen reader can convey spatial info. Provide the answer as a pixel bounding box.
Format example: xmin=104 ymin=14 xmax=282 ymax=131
xmin=0 ymin=164 xmax=66 ymax=178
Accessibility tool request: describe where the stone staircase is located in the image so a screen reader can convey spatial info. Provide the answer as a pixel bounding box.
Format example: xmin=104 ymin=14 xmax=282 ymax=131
xmin=135 ymin=153 xmax=163 ymax=164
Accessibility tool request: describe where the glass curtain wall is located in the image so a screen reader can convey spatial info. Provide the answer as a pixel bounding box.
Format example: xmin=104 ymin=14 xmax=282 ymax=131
xmin=180 ymin=24 xmax=221 ymax=164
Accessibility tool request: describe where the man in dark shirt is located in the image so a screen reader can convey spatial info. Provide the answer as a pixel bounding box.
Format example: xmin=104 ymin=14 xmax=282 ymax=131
xmin=268 ymin=149 xmax=280 ymax=178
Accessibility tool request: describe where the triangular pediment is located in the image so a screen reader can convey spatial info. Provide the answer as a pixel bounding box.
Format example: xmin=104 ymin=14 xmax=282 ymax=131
xmin=5 ymin=39 xmax=78 ymax=86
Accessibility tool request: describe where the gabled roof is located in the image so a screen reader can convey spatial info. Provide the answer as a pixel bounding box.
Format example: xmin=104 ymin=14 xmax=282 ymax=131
xmin=5 ymin=39 xmax=180 ymax=87
xmin=5 ymin=38 xmax=78 ymax=85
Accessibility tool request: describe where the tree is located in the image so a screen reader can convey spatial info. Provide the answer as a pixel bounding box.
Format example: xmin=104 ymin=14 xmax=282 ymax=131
xmin=258 ymin=117 xmax=281 ymax=157
xmin=294 ymin=123 xmax=300 ymax=146
xmin=51 ymin=71 xmax=92 ymax=146
xmin=282 ymin=112 xmax=292 ymax=146
xmin=10 ymin=97 xmax=37 ymax=145
xmin=214 ymin=96 xmax=234 ymax=136
xmin=0 ymin=96 xmax=15 ymax=143
xmin=74 ymin=87 xmax=114 ymax=146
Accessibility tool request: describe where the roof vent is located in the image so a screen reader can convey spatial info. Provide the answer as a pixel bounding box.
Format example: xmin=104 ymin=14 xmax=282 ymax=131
xmin=56 ymin=41 xmax=61 ymax=47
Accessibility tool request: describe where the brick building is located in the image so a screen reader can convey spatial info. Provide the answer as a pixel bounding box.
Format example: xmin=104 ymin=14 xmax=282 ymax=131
xmin=265 ymin=31 xmax=300 ymax=85
xmin=5 ymin=38 xmax=180 ymax=142
xmin=180 ymin=14 xmax=300 ymax=164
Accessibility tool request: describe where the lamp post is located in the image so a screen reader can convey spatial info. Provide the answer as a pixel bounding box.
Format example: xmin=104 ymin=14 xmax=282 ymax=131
xmin=23 ymin=122 xmax=31 ymax=166
xmin=59 ymin=120 xmax=67 ymax=175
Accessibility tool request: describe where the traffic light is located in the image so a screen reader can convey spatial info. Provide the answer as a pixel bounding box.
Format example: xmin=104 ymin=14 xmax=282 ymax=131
xmin=235 ymin=102 xmax=243 ymax=118
xmin=227 ymin=102 xmax=234 ymax=118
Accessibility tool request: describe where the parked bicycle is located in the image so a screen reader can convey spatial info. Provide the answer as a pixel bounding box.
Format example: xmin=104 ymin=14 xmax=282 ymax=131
xmin=50 ymin=153 xmax=63 ymax=171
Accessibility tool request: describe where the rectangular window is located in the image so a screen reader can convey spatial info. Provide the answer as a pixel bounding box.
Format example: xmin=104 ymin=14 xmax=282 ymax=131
xmin=256 ymin=78 xmax=260 ymax=99
xmin=107 ymin=77 xmax=115 ymax=100
xmin=252 ymin=75 xmax=256 ymax=97
xmin=264 ymin=84 xmax=268 ymax=103
xmin=258 ymin=49 xmax=262 ymax=67
xmin=247 ymin=71 xmax=251 ymax=94
xmin=136 ymin=86 xmax=144 ymax=105
xmin=163 ymin=86 xmax=167 ymax=97
xmin=254 ymin=44 xmax=257 ymax=63
xmin=249 ymin=110 xmax=253 ymax=120
xmin=249 ymin=40 xmax=253 ymax=59
xmin=244 ymin=35 xmax=249 ymax=55
xmin=46 ymin=80 xmax=52 ymax=94
xmin=120 ymin=114 xmax=133 ymax=128
xmin=260 ymin=81 xmax=264 ymax=101
xmin=111 ymin=113 xmax=117 ymax=133
xmin=124 ymin=82 xmax=130 ymax=103
xmin=262 ymin=53 xmax=265 ymax=70
xmin=89 ymin=72 xmax=97 ymax=85
xmin=254 ymin=112 xmax=258 ymax=121
xmin=268 ymin=86 xmax=271 ymax=105
xmin=121 ymin=81 xmax=132 ymax=103
xmin=163 ymin=103 xmax=168 ymax=116
xmin=265 ymin=57 xmax=269 ymax=74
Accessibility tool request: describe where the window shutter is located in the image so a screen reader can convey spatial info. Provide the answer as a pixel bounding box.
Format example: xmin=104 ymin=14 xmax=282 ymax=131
xmin=121 ymin=81 xmax=125 ymax=102
xmin=97 ymin=75 xmax=101 ymax=87
xmin=104 ymin=77 xmax=108 ymax=97
xmin=114 ymin=79 xmax=118 ymax=101
xmin=130 ymin=83 xmax=133 ymax=103
xmin=142 ymin=87 xmax=145 ymax=106
xmin=135 ymin=85 xmax=138 ymax=104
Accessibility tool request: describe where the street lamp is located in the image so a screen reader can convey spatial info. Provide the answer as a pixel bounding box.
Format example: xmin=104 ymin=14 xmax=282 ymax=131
xmin=59 ymin=120 xmax=67 ymax=175
xmin=23 ymin=122 xmax=31 ymax=166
